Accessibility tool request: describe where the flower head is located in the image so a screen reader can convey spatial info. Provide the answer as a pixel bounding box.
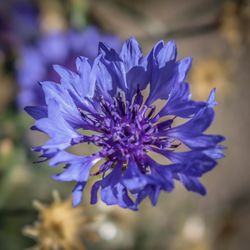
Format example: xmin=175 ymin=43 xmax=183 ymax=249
xmin=17 ymin=26 xmax=122 ymax=108
xmin=0 ymin=0 xmax=39 ymax=48
xmin=26 ymin=38 xmax=225 ymax=210
xmin=23 ymin=190 xmax=97 ymax=250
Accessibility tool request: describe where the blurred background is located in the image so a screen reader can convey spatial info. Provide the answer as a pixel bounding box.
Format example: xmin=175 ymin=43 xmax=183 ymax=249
xmin=0 ymin=0 xmax=249 ymax=249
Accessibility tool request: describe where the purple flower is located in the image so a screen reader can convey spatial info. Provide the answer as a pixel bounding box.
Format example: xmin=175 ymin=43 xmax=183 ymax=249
xmin=0 ymin=0 xmax=39 ymax=48
xmin=17 ymin=26 xmax=122 ymax=108
xmin=26 ymin=38 xmax=225 ymax=210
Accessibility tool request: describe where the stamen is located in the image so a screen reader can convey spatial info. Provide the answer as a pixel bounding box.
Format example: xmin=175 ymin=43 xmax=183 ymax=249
xmin=79 ymin=93 xmax=177 ymax=169
xmin=147 ymin=105 xmax=156 ymax=119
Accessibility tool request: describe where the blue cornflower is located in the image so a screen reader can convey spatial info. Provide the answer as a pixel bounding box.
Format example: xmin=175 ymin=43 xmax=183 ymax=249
xmin=26 ymin=38 xmax=225 ymax=210
xmin=17 ymin=26 xmax=122 ymax=108
xmin=0 ymin=0 xmax=39 ymax=48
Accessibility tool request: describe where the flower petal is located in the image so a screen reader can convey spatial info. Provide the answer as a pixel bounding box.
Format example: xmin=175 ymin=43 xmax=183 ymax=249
xmin=52 ymin=155 xmax=100 ymax=182
xmin=25 ymin=106 xmax=47 ymax=119
xmin=120 ymin=37 xmax=142 ymax=71
xmin=175 ymin=174 xmax=207 ymax=195
xmin=158 ymin=82 xmax=206 ymax=118
xmin=72 ymin=182 xmax=86 ymax=207
xmin=156 ymin=40 xmax=177 ymax=67
xmin=34 ymin=100 xmax=81 ymax=151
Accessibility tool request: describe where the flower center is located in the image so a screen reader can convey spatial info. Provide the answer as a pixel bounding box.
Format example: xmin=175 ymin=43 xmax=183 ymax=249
xmin=79 ymin=92 xmax=175 ymax=163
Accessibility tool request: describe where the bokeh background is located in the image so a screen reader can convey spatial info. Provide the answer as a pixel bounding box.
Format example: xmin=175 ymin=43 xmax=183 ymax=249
xmin=0 ymin=0 xmax=249 ymax=249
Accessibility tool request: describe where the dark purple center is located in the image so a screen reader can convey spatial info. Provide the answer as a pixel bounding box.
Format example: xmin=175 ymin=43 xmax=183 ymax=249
xmin=79 ymin=90 xmax=179 ymax=167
